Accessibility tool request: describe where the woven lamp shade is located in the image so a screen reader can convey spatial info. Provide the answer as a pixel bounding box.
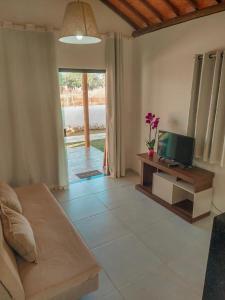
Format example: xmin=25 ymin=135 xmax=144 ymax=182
xmin=59 ymin=1 xmax=101 ymax=44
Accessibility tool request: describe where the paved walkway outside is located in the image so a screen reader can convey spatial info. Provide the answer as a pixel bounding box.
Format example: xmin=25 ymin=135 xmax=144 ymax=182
xmin=65 ymin=132 xmax=106 ymax=144
xmin=66 ymin=145 xmax=104 ymax=183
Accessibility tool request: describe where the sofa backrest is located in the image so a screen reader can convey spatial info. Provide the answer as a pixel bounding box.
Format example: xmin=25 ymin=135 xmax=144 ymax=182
xmin=0 ymin=219 xmax=25 ymax=300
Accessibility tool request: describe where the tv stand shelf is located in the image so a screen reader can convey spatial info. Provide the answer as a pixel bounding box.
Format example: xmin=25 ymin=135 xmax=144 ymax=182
xmin=136 ymin=153 xmax=215 ymax=223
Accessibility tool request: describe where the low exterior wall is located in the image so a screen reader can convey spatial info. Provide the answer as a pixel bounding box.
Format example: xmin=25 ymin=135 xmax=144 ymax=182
xmin=62 ymin=105 xmax=106 ymax=129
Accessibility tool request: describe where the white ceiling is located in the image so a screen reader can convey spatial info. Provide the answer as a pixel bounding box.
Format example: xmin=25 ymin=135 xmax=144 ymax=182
xmin=0 ymin=0 xmax=132 ymax=34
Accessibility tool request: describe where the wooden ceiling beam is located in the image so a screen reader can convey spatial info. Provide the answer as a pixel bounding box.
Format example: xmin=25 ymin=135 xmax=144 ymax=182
xmin=163 ymin=0 xmax=180 ymax=16
xmin=133 ymin=3 xmax=225 ymax=37
xmin=141 ymin=0 xmax=164 ymax=22
xmin=99 ymin=0 xmax=139 ymax=29
xmin=122 ymin=0 xmax=152 ymax=26
xmin=186 ymin=0 xmax=198 ymax=10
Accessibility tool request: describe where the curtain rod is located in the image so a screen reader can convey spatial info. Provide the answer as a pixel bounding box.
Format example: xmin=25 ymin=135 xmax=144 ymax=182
xmin=0 ymin=20 xmax=58 ymax=32
xmin=197 ymin=52 xmax=224 ymax=60
xmin=0 ymin=21 xmax=133 ymax=40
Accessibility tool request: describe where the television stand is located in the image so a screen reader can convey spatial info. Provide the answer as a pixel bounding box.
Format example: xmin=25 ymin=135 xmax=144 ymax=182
xmin=136 ymin=153 xmax=215 ymax=223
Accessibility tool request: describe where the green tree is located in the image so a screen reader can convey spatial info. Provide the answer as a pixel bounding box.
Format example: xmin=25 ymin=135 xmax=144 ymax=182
xmin=59 ymin=72 xmax=105 ymax=90
xmin=59 ymin=72 xmax=82 ymax=89
xmin=88 ymin=73 xmax=105 ymax=90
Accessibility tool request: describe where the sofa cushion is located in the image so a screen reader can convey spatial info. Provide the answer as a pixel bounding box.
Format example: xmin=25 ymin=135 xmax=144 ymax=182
xmin=0 ymin=219 xmax=25 ymax=300
xmin=15 ymin=183 xmax=100 ymax=300
xmin=0 ymin=282 xmax=12 ymax=300
xmin=0 ymin=205 xmax=37 ymax=263
xmin=0 ymin=182 xmax=22 ymax=213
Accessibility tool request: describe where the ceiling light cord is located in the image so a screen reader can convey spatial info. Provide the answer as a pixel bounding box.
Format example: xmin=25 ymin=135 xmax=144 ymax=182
xmin=81 ymin=3 xmax=87 ymax=36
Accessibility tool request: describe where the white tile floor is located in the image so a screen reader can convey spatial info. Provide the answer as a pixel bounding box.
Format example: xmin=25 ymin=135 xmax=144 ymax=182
xmin=53 ymin=172 xmax=215 ymax=300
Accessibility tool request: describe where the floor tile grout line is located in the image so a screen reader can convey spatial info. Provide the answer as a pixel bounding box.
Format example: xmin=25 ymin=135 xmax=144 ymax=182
xmin=56 ymin=182 xmax=135 ymax=205
xmin=165 ymin=263 xmax=203 ymax=297
xmin=89 ymin=233 xmax=133 ymax=251
xmin=72 ymin=209 xmax=124 ymax=225
xmin=68 ymin=207 xmax=110 ymax=224
xmin=90 ymin=233 xmax=153 ymax=300
xmin=92 ymin=230 xmax=202 ymax=298
xmin=56 ymin=190 xmax=112 ymax=204
xmin=107 ymin=210 xmax=207 ymax=297
xmin=106 ymin=206 xmax=181 ymax=266
xmin=101 ymin=269 xmax=126 ymax=300
xmin=91 ymin=232 xmax=169 ymax=290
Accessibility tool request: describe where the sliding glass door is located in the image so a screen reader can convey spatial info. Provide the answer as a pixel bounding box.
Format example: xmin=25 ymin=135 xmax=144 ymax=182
xmin=58 ymin=69 xmax=106 ymax=183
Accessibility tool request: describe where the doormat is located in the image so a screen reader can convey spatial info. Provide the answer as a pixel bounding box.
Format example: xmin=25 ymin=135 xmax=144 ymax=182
xmin=76 ymin=170 xmax=103 ymax=179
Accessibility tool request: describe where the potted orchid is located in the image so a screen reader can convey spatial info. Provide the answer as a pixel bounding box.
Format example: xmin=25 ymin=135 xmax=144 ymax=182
xmin=145 ymin=112 xmax=160 ymax=158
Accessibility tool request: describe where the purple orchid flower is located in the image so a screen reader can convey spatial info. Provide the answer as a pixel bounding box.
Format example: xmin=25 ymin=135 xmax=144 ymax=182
xmin=152 ymin=117 xmax=160 ymax=129
xmin=145 ymin=112 xmax=155 ymax=124
xmin=145 ymin=112 xmax=160 ymax=153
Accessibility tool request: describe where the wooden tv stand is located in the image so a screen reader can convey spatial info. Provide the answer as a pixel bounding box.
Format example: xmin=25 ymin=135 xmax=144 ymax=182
xmin=136 ymin=153 xmax=215 ymax=223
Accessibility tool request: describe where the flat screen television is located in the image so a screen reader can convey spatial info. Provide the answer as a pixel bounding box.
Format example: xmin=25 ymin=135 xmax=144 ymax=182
xmin=157 ymin=131 xmax=195 ymax=167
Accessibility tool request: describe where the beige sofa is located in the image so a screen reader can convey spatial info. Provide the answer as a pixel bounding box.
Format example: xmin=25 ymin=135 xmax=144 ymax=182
xmin=0 ymin=183 xmax=100 ymax=300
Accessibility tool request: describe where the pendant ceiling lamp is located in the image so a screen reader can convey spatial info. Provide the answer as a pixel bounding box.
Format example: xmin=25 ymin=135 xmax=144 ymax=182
xmin=59 ymin=1 xmax=101 ymax=44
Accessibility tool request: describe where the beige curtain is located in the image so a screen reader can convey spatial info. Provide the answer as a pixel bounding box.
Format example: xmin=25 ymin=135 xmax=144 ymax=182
xmin=105 ymin=33 xmax=125 ymax=178
xmin=188 ymin=50 xmax=225 ymax=166
xmin=0 ymin=29 xmax=68 ymax=187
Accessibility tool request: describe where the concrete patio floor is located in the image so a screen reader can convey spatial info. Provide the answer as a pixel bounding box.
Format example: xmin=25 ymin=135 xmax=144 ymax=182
xmin=66 ymin=145 xmax=105 ymax=183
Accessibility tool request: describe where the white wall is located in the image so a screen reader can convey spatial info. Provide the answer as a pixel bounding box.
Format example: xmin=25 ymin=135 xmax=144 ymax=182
xmin=129 ymin=11 xmax=225 ymax=211
xmin=56 ymin=39 xmax=106 ymax=69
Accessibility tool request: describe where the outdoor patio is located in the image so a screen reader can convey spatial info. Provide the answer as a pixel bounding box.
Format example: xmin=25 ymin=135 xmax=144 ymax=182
xmin=66 ymin=133 xmax=105 ymax=183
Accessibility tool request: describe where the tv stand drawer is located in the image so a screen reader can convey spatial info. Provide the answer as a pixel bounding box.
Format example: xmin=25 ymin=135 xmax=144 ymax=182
xmin=152 ymin=173 xmax=174 ymax=204
xmin=152 ymin=172 xmax=192 ymax=205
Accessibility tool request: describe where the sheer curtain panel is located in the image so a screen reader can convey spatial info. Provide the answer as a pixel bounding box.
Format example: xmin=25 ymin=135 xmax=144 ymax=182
xmin=188 ymin=50 xmax=225 ymax=166
xmin=105 ymin=33 xmax=125 ymax=178
xmin=0 ymin=29 xmax=68 ymax=187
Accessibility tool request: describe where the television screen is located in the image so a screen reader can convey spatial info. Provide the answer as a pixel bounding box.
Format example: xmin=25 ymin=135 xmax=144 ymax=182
xmin=157 ymin=131 xmax=195 ymax=166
